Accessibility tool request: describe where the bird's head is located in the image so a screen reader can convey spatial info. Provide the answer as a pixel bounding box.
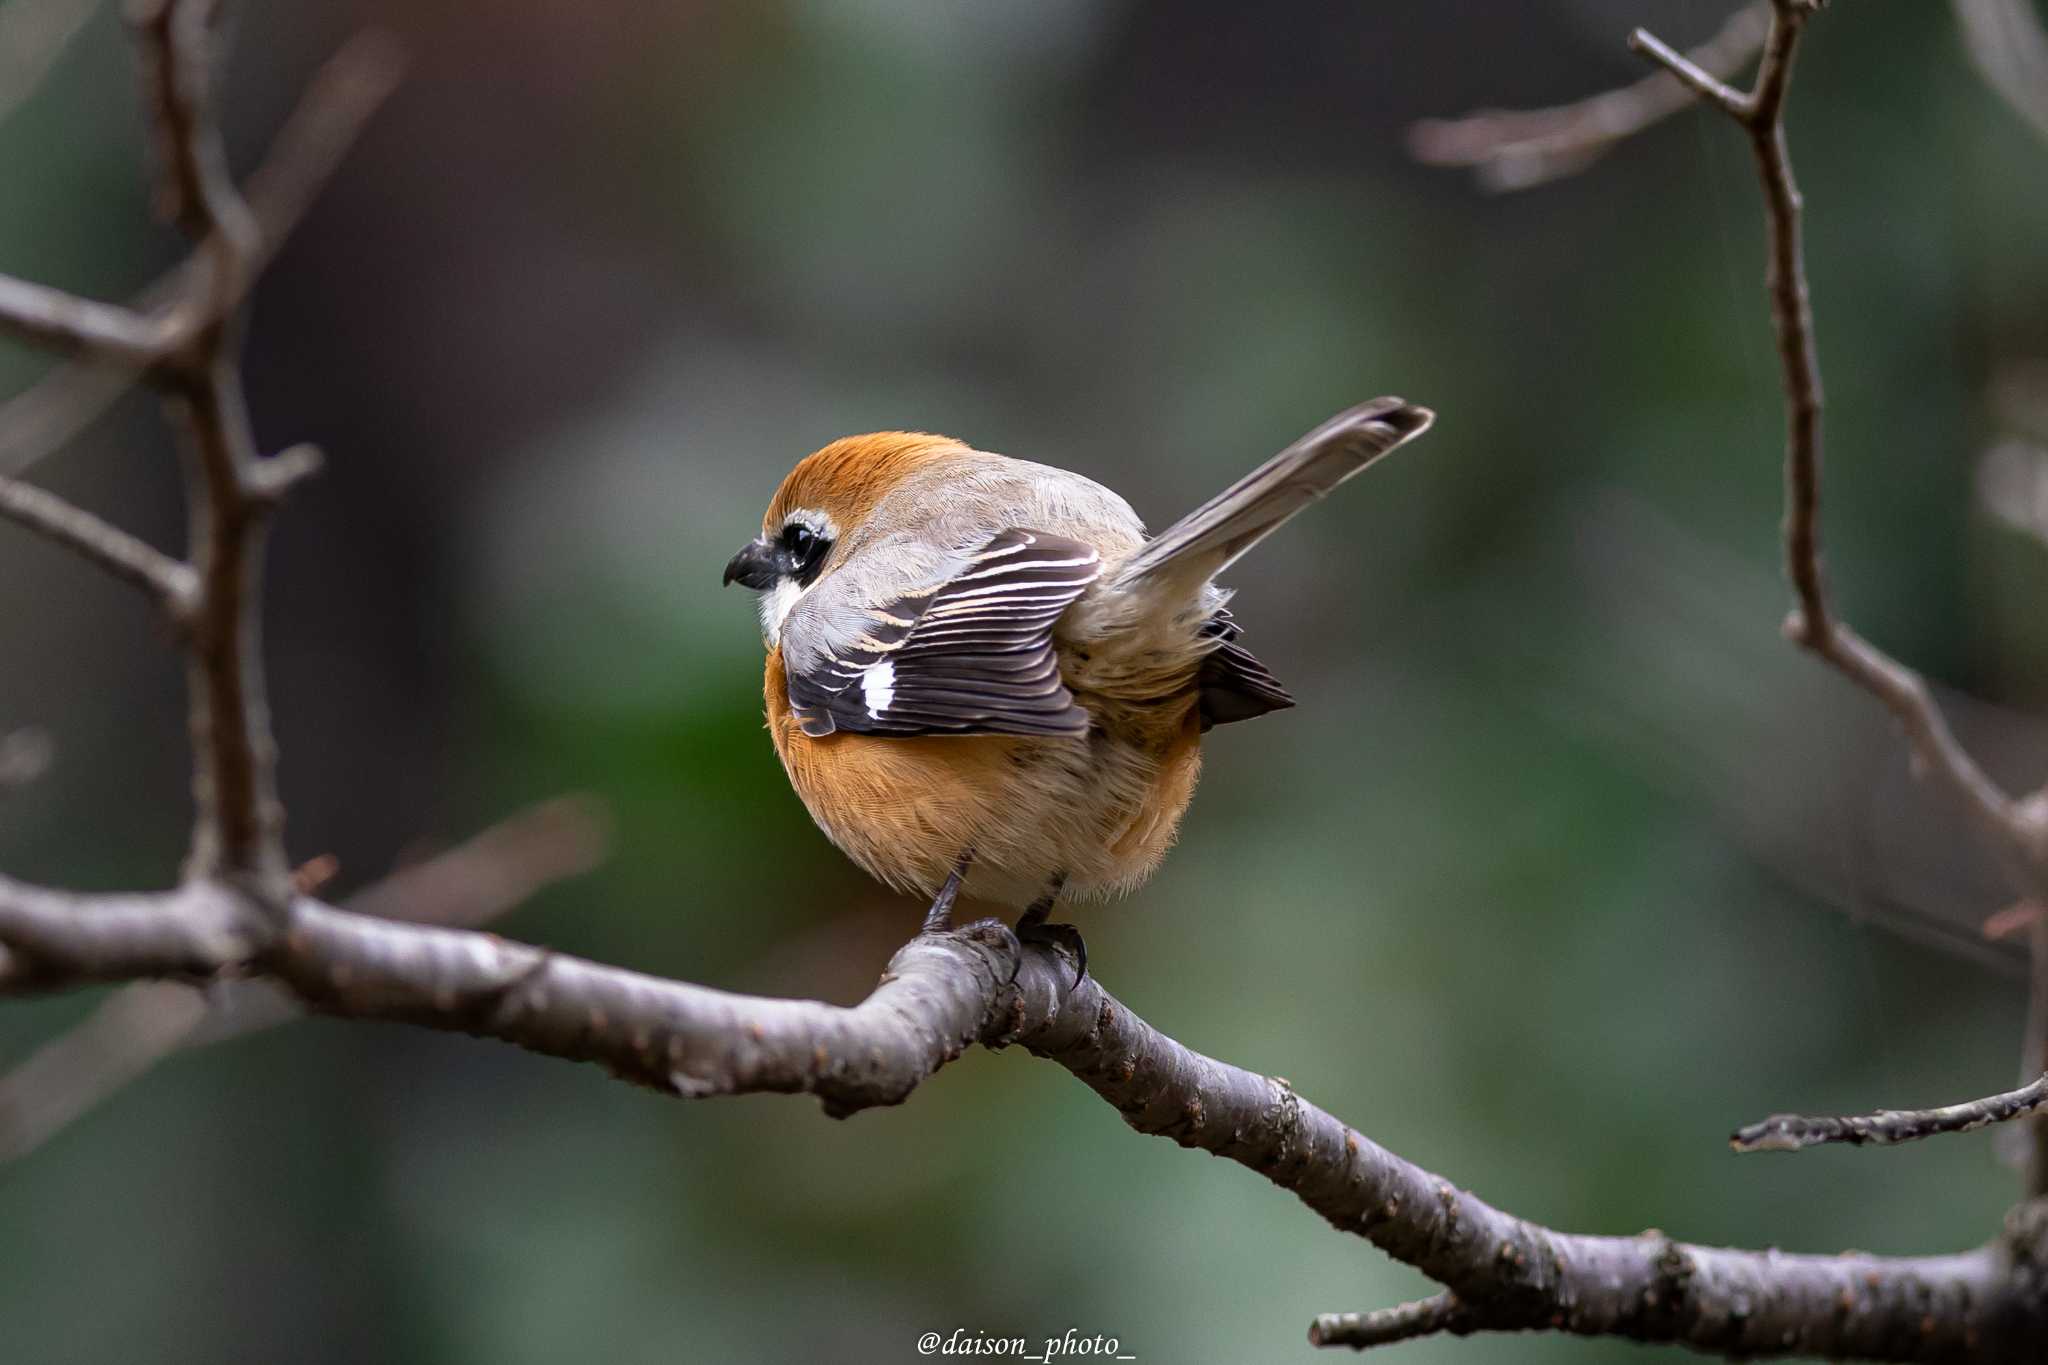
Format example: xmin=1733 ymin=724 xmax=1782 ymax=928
xmin=723 ymin=431 xmax=965 ymax=647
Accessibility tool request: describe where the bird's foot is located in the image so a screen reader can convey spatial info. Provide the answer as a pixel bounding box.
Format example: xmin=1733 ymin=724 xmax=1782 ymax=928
xmin=919 ymin=853 xmax=972 ymax=934
xmin=1016 ymin=895 xmax=1086 ymax=989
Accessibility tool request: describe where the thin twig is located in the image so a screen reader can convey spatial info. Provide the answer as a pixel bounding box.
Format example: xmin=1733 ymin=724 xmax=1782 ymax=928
xmin=0 ymin=26 xmax=404 ymax=484
xmin=1309 ymin=1294 xmax=1466 ymax=1350
xmin=0 ymin=471 xmax=195 ymax=606
xmin=1954 ymin=0 xmax=2048 ymax=146
xmin=1409 ymin=4 xmax=1767 ymax=191
xmin=1627 ymin=25 xmax=1753 ymax=119
xmin=1733 ymin=1072 xmax=2048 ymax=1153
xmin=0 ymin=982 xmax=207 ymax=1163
xmin=0 ymin=7 xmax=399 ymax=905
xmin=0 ymin=275 xmax=169 ymax=363
xmin=0 ymin=0 xmax=104 ymax=129
xmin=1635 ymin=0 xmax=2048 ymax=1195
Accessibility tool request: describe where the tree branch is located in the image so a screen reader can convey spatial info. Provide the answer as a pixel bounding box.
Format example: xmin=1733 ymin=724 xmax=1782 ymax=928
xmin=4 ymin=4 xmax=2046 ymax=1357
xmin=1632 ymin=0 xmax=2048 ymax=1193
xmin=1953 ymin=0 xmax=2048 ymax=147
xmin=0 ymin=881 xmax=2038 ymax=1358
xmin=125 ymin=0 xmax=283 ymax=903
xmin=1733 ymin=1072 xmax=2048 ymax=1153
xmin=0 ymin=27 xmax=404 ymax=483
xmin=0 ymin=6 xmax=399 ymax=907
xmin=0 ymin=471 xmax=195 ymax=606
xmin=0 ymin=0 xmax=104 ymax=131
xmin=1408 ymin=4 xmax=1768 ymax=192
xmin=0 ymin=275 xmax=172 ymax=363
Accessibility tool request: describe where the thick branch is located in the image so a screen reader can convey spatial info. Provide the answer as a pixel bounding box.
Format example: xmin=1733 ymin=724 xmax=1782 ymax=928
xmin=1734 ymin=1072 xmax=2048 ymax=1153
xmin=0 ymin=876 xmax=262 ymax=990
xmin=0 ymin=880 xmax=2038 ymax=1358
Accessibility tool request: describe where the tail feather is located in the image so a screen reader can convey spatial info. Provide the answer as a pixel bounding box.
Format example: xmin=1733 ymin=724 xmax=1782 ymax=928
xmin=1111 ymin=397 xmax=1434 ymax=594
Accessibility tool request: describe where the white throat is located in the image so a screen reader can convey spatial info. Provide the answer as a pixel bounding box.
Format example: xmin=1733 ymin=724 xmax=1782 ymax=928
xmin=759 ymin=578 xmax=808 ymax=648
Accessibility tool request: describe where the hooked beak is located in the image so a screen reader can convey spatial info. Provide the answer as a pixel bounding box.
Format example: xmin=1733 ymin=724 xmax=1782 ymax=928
xmin=722 ymin=538 xmax=780 ymax=590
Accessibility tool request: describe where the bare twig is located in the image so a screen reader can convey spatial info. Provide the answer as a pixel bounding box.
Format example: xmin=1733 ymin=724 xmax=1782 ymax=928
xmin=1954 ymin=0 xmax=2048 ymax=146
xmin=0 ymin=5 xmax=399 ymax=906
xmin=0 ymin=360 xmax=138 ymax=483
xmin=1632 ymin=0 xmax=2048 ymax=1193
xmin=1308 ymin=1294 xmax=1467 ymax=1350
xmin=0 ymin=0 xmax=104 ymax=129
xmin=1408 ymin=4 xmax=1768 ymax=191
xmin=235 ymin=30 xmax=407 ymax=270
xmin=0 ymin=27 xmax=404 ymax=482
xmin=1984 ymin=901 xmax=2044 ymax=942
xmin=0 ymin=275 xmax=170 ymax=363
xmin=1733 ymin=1072 xmax=2048 ymax=1153
xmin=0 ymin=982 xmax=207 ymax=1163
xmin=0 ymin=472 xmax=195 ymax=606
xmin=0 ymin=796 xmax=609 ymax=1163
xmin=124 ymin=0 xmax=282 ymax=902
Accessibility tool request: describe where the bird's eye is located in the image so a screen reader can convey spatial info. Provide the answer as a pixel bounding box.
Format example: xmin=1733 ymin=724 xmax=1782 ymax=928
xmin=780 ymin=522 xmax=830 ymax=583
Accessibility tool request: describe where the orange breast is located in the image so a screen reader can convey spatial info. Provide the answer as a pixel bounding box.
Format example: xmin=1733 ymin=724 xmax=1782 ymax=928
xmin=762 ymin=649 xmax=1206 ymax=905
xmin=765 ymin=649 xmax=1023 ymax=897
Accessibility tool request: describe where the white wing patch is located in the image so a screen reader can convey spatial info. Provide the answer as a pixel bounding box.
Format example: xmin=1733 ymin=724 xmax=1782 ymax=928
xmin=861 ymin=657 xmax=897 ymax=716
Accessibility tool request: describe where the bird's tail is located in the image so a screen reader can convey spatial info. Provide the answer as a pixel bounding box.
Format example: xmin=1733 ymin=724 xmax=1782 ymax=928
xmin=1109 ymin=397 xmax=1434 ymax=598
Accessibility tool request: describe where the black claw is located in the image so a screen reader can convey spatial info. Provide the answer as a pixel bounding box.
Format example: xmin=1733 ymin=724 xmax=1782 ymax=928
xmin=1013 ymin=873 xmax=1082 ymax=986
xmin=920 ymin=857 xmax=969 ymax=934
xmin=1017 ymin=918 xmax=1087 ymax=988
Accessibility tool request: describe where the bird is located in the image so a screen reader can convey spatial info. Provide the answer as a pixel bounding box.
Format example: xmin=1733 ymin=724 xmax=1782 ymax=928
xmin=723 ymin=398 xmax=1434 ymax=981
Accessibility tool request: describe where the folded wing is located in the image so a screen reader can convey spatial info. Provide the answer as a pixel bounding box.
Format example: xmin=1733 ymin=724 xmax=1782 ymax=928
xmin=785 ymin=528 xmax=1102 ymax=739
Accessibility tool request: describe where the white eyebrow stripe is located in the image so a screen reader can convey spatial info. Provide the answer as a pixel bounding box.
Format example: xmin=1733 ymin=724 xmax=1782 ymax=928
xmin=780 ymin=508 xmax=840 ymax=539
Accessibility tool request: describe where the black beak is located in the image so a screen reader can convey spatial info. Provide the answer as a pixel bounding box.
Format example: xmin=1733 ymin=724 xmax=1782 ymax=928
xmin=722 ymin=539 xmax=780 ymax=590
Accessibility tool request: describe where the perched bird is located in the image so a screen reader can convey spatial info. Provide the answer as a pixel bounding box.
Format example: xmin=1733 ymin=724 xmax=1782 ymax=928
xmin=724 ymin=398 xmax=1434 ymax=979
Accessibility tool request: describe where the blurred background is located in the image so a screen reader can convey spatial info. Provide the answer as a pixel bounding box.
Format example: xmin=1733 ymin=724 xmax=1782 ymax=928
xmin=3 ymin=1 xmax=2047 ymax=1360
